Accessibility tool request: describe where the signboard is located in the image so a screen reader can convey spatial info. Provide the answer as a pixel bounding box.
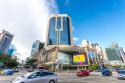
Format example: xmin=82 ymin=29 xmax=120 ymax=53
xmin=73 ymin=54 xmax=85 ymax=63
xmin=73 ymin=53 xmax=87 ymax=65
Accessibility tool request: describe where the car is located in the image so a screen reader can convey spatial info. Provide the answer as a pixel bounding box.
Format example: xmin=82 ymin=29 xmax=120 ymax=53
xmin=117 ymin=70 xmax=125 ymax=80
xmin=101 ymin=69 xmax=112 ymax=76
xmin=77 ymin=70 xmax=90 ymax=77
xmin=88 ymin=70 xmax=93 ymax=72
xmin=4 ymin=68 xmax=14 ymax=75
xmin=12 ymin=70 xmax=58 ymax=83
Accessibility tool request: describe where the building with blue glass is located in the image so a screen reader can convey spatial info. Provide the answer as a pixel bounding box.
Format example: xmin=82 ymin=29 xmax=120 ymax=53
xmin=7 ymin=44 xmax=16 ymax=57
xmin=31 ymin=40 xmax=44 ymax=56
xmin=32 ymin=14 xmax=89 ymax=70
xmin=0 ymin=30 xmax=14 ymax=55
xmin=46 ymin=14 xmax=73 ymax=46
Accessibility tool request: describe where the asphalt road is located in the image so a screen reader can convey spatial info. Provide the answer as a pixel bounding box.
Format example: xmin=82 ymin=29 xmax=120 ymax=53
xmin=0 ymin=71 xmax=125 ymax=83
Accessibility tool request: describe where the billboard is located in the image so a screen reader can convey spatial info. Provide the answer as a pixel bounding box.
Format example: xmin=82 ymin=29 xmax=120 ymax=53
xmin=73 ymin=53 xmax=88 ymax=65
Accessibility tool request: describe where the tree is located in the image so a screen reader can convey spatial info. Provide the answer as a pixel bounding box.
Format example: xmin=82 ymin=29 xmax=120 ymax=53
xmin=25 ymin=58 xmax=37 ymax=69
xmin=88 ymin=64 xmax=99 ymax=70
xmin=3 ymin=59 xmax=19 ymax=68
xmin=0 ymin=54 xmax=19 ymax=68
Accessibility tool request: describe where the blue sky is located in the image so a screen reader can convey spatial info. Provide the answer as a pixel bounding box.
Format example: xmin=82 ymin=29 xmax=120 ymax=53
xmin=56 ymin=0 xmax=125 ymax=48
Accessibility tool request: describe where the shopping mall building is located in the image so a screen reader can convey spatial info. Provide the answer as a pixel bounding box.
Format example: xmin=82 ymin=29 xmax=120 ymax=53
xmin=32 ymin=14 xmax=101 ymax=70
xmin=32 ymin=45 xmax=92 ymax=70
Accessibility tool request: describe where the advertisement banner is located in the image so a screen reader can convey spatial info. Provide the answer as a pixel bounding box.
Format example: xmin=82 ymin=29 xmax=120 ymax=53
xmin=73 ymin=54 xmax=85 ymax=63
xmin=73 ymin=53 xmax=88 ymax=65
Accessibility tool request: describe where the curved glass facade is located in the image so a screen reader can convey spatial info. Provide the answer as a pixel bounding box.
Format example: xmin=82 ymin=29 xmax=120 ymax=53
xmin=60 ymin=17 xmax=71 ymax=45
xmin=47 ymin=15 xmax=72 ymax=45
xmin=48 ymin=17 xmax=57 ymax=45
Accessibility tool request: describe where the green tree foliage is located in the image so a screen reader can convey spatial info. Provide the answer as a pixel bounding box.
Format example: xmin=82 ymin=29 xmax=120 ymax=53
xmin=0 ymin=54 xmax=19 ymax=68
xmin=3 ymin=59 xmax=19 ymax=68
xmin=25 ymin=58 xmax=37 ymax=66
xmin=88 ymin=64 xmax=99 ymax=70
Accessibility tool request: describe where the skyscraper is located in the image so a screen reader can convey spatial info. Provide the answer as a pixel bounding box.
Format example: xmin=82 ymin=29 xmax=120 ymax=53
xmin=119 ymin=47 xmax=125 ymax=63
xmin=0 ymin=30 xmax=14 ymax=55
xmin=7 ymin=44 xmax=16 ymax=57
xmin=105 ymin=43 xmax=122 ymax=62
xmin=46 ymin=14 xmax=73 ymax=46
xmin=31 ymin=40 xmax=44 ymax=56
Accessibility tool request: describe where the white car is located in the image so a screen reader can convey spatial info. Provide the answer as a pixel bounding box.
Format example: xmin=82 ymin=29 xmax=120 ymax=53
xmin=117 ymin=70 xmax=125 ymax=80
xmin=12 ymin=70 xmax=58 ymax=83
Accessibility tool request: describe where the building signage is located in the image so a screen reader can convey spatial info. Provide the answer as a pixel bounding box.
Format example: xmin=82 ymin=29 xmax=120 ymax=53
xmin=73 ymin=53 xmax=88 ymax=65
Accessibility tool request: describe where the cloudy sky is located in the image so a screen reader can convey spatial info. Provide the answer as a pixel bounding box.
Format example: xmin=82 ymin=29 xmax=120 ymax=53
xmin=0 ymin=0 xmax=58 ymax=60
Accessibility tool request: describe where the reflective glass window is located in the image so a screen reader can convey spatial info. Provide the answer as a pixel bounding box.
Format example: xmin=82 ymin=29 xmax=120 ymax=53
xmin=48 ymin=17 xmax=57 ymax=45
xmin=60 ymin=17 xmax=71 ymax=45
xmin=57 ymin=17 xmax=61 ymax=30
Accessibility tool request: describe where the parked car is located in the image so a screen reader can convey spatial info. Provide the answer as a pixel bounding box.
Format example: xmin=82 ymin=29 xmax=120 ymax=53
xmin=117 ymin=70 xmax=125 ymax=80
xmin=12 ymin=70 xmax=58 ymax=83
xmin=4 ymin=68 xmax=14 ymax=75
xmin=77 ymin=70 xmax=90 ymax=77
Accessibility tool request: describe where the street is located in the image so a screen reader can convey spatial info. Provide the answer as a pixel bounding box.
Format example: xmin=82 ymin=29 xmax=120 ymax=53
xmin=0 ymin=71 xmax=125 ymax=83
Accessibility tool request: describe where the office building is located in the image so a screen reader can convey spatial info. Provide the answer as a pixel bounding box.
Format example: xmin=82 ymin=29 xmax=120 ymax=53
xmin=81 ymin=40 xmax=107 ymax=64
xmin=7 ymin=44 xmax=16 ymax=57
xmin=105 ymin=43 xmax=123 ymax=63
xmin=105 ymin=48 xmax=121 ymax=61
xmin=7 ymin=48 xmax=14 ymax=57
xmin=31 ymin=40 xmax=44 ymax=56
xmin=119 ymin=47 xmax=125 ymax=63
xmin=0 ymin=30 xmax=14 ymax=55
xmin=32 ymin=14 xmax=90 ymax=70
xmin=46 ymin=14 xmax=73 ymax=46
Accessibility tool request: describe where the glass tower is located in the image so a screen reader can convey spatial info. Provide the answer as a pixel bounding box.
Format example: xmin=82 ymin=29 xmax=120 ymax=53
xmin=31 ymin=40 xmax=44 ymax=56
xmin=0 ymin=30 xmax=14 ymax=54
xmin=47 ymin=14 xmax=73 ymax=45
xmin=105 ymin=48 xmax=121 ymax=61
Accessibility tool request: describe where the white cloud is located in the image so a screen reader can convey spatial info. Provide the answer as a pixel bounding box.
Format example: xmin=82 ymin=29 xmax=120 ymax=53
xmin=0 ymin=0 xmax=58 ymax=60
xmin=73 ymin=37 xmax=79 ymax=41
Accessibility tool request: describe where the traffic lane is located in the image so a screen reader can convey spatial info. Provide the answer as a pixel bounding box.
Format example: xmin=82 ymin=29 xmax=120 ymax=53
xmin=1 ymin=73 xmax=125 ymax=83
xmin=58 ymin=75 xmax=125 ymax=83
xmin=0 ymin=78 xmax=125 ymax=83
xmin=0 ymin=80 xmax=11 ymax=83
xmin=58 ymin=78 xmax=125 ymax=83
xmin=82 ymin=79 xmax=125 ymax=83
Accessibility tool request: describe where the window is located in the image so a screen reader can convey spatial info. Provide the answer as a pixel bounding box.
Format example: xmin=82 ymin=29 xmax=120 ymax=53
xmin=42 ymin=72 xmax=54 ymax=76
xmin=60 ymin=17 xmax=71 ymax=45
xmin=29 ymin=72 xmax=42 ymax=78
xmin=48 ymin=17 xmax=57 ymax=45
